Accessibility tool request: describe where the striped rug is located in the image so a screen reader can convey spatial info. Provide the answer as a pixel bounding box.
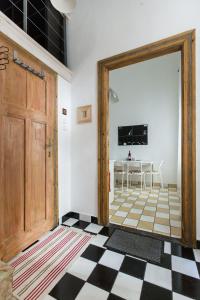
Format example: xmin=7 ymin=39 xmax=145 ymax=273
xmin=9 ymin=226 xmax=92 ymax=300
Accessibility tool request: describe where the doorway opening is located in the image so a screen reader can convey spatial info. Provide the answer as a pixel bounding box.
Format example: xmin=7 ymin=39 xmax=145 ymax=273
xmin=98 ymin=30 xmax=196 ymax=247
xmin=109 ymin=52 xmax=181 ymax=238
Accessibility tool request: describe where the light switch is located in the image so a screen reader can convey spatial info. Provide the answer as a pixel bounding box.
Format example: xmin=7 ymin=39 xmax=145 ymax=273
xmin=62 ymin=108 xmax=67 ymax=115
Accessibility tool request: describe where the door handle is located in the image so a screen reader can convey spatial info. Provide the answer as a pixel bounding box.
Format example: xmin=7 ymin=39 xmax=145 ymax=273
xmin=45 ymin=138 xmax=53 ymax=149
xmin=45 ymin=143 xmax=53 ymax=149
xmin=45 ymin=139 xmax=54 ymax=157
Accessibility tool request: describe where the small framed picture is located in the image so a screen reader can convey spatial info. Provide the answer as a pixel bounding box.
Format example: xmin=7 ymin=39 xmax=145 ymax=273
xmin=77 ymin=105 xmax=92 ymax=123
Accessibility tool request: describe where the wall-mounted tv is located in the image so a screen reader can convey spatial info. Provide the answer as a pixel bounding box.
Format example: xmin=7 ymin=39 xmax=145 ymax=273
xmin=118 ymin=124 xmax=148 ymax=145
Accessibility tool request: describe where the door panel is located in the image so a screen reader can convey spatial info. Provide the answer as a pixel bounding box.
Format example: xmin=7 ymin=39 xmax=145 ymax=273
xmin=0 ymin=34 xmax=57 ymax=261
xmin=0 ymin=116 xmax=25 ymax=240
xmin=27 ymin=72 xmax=46 ymax=113
xmin=0 ymin=61 xmax=27 ymax=108
xmin=31 ymin=122 xmax=46 ymax=226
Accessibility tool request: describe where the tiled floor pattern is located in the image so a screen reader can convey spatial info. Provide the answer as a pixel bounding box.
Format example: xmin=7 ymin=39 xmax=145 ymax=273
xmin=44 ymin=217 xmax=200 ymax=300
xmin=109 ymin=186 xmax=181 ymax=238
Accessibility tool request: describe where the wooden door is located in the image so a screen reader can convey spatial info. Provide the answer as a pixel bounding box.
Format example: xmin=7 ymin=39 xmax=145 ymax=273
xmin=0 ymin=35 xmax=57 ymax=261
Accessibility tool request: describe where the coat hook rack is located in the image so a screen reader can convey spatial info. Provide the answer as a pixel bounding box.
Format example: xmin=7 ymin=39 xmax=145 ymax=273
xmin=13 ymin=51 xmax=45 ymax=79
xmin=0 ymin=46 xmax=9 ymax=70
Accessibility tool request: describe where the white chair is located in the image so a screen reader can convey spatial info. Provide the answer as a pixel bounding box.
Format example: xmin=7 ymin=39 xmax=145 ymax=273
xmin=127 ymin=161 xmax=145 ymax=191
xmin=145 ymin=160 xmax=164 ymax=189
xmin=114 ymin=161 xmax=126 ymax=191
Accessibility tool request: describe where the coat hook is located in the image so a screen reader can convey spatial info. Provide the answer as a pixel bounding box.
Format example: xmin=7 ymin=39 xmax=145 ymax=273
xmin=13 ymin=50 xmax=45 ymax=79
xmin=0 ymin=46 xmax=9 ymax=70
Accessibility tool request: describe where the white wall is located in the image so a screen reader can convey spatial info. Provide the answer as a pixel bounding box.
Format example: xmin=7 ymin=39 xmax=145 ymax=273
xmin=109 ymin=53 xmax=180 ymax=185
xmin=68 ymin=0 xmax=200 ymax=238
xmin=57 ymin=76 xmax=71 ymax=221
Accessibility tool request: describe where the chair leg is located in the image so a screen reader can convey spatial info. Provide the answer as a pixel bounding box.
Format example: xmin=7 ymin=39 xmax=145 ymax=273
xmin=122 ymin=174 xmax=124 ymax=191
xmin=160 ymin=172 xmax=164 ymax=188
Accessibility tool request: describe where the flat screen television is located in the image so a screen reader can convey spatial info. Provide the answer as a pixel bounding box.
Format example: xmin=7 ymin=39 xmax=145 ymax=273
xmin=118 ymin=124 xmax=148 ymax=145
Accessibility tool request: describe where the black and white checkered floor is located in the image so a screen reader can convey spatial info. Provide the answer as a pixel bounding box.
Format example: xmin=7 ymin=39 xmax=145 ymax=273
xmin=46 ymin=216 xmax=200 ymax=300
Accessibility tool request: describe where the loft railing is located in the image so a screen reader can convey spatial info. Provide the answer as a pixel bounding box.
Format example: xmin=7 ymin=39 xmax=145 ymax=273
xmin=0 ymin=0 xmax=67 ymax=66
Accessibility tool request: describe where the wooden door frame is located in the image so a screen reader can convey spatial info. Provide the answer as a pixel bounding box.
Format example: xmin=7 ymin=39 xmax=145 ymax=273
xmin=98 ymin=30 xmax=196 ymax=247
xmin=54 ymin=76 xmax=59 ymax=226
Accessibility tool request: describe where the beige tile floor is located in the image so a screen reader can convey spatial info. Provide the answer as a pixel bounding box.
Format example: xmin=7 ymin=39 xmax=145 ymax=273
xmin=109 ymin=186 xmax=181 ymax=238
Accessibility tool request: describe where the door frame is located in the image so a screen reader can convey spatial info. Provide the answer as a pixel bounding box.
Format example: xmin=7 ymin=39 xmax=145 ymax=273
xmin=98 ymin=30 xmax=196 ymax=247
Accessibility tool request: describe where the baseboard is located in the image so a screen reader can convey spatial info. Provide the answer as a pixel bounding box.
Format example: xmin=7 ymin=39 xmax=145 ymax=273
xmin=62 ymin=211 xmax=98 ymax=224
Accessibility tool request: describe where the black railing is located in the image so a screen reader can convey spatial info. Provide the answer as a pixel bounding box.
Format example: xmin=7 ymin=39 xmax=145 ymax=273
xmin=0 ymin=0 xmax=67 ymax=66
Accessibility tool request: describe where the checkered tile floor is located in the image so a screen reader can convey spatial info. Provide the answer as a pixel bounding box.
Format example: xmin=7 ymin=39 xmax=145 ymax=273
xmin=45 ymin=217 xmax=200 ymax=300
xmin=109 ymin=187 xmax=181 ymax=238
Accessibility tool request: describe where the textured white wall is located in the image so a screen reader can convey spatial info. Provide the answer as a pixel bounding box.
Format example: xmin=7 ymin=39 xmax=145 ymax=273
xmin=68 ymin=0 xmax=200 ymax=238
xmin=109 ymin=53 xmax=180 ymax=185
xmin=57 ymin=76 xmax=71 ymax=221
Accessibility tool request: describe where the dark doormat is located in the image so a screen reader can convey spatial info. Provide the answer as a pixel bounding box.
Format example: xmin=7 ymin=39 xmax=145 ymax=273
xmin=105 ymin=229 xmax=163 ymax=263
